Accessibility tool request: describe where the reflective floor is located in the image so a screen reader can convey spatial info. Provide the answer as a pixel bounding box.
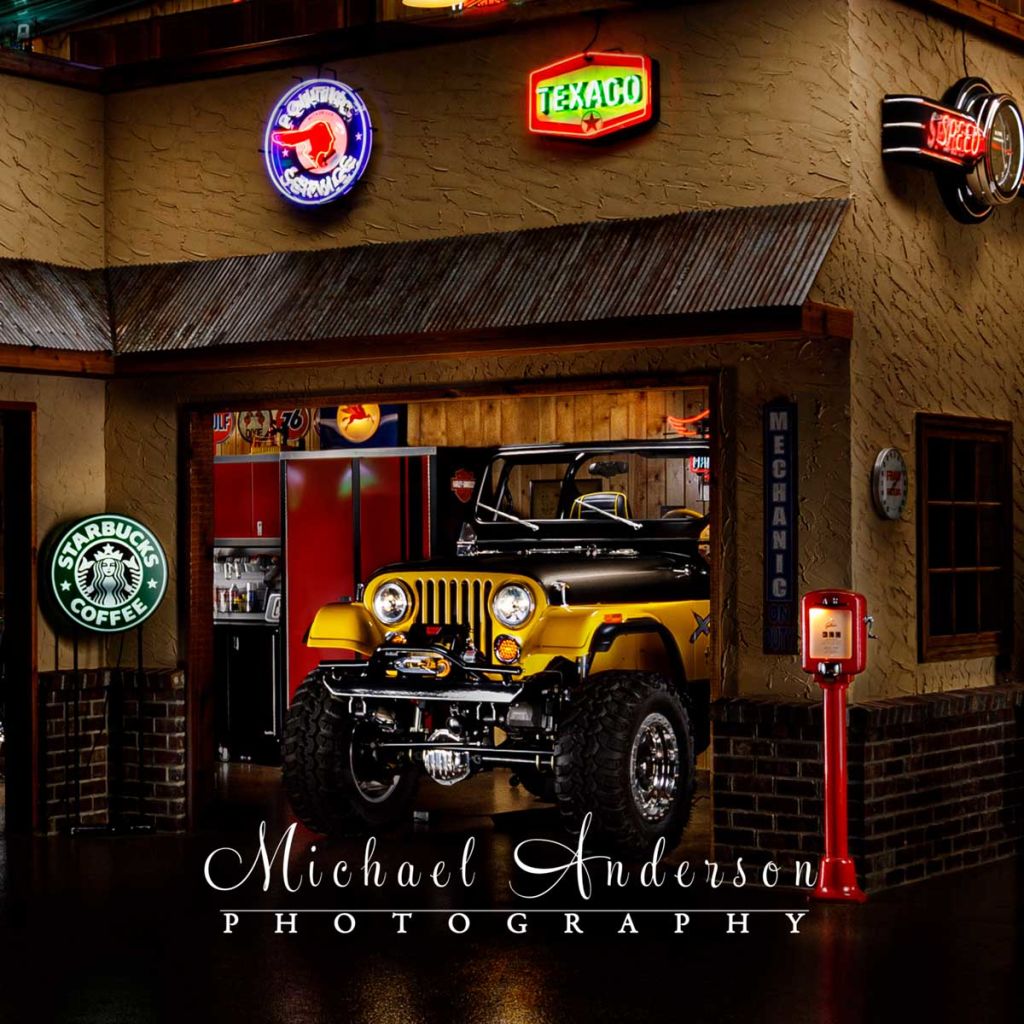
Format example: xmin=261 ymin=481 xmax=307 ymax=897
xmin=0 ymin=765 xmax=1019 ymax=1023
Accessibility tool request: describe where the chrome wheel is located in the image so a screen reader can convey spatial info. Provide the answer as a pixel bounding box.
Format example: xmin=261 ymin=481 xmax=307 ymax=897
xmin=629 ymin=712 xmax=680 ymax=822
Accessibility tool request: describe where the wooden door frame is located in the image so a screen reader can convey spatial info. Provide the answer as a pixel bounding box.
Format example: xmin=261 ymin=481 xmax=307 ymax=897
xmin=182 ymin=372 xmax=725 ymax=828
xmin=0 ymin=401 xmax=38 ymax=832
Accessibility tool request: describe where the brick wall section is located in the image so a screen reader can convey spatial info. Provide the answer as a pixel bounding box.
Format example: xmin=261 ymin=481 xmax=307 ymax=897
xmin=712 ymin=684 xmax=1024 ymax=891
xmin=43 ymin=672 xmax=110 ymax=831
xmin=40 ymin=668 xmax=186 ymax=834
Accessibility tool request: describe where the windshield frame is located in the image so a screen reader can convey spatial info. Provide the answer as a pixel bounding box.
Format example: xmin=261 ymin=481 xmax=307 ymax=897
xmin=473 ymin=442 xmax=711 ymax=530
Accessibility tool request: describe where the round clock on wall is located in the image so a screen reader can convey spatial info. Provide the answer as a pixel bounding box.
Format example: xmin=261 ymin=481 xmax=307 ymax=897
xmin=872 ymin=448 xmax=909 ymax=521
xmin=937 ymin=78 xmax=1024 ymax=222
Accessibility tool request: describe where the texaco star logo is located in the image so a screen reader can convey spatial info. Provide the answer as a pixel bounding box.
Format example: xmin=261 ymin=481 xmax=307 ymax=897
xmin=49 ymin=514 xmax=168 ymax=633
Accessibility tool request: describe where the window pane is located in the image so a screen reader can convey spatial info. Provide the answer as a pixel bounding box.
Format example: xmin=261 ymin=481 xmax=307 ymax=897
xmin=977 ymin=441 xmax=1003 ymax=502
xmin=953 ymin=506 xmax=978 ymax=568
xmin=929 ymin=573 xmax=954 ymax=636
xmin=979 ymin=507 xmax=1003 ymax=567
xmin=919 ymin=417 xmax=1011 ymax=659
xmin=954 ymin=572 xmax=978 ymax=634
xmin=979 ymin=572 xmax=1003 ymax=632
xmin=928 ymin=505 xmax=953 ymax=568
xmin=927 ymin=438 xmax=952 ymax=499
xmin=952 ymin=441 xmax=976 ymax=501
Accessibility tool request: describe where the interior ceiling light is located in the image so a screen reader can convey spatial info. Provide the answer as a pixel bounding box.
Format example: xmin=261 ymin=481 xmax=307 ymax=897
xmin=401 ymin=0 xmax=507 ymax=8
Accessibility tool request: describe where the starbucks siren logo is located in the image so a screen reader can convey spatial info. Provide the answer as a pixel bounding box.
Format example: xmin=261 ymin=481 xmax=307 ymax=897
xmin=50 ymin=515 xmax=168 ymax=633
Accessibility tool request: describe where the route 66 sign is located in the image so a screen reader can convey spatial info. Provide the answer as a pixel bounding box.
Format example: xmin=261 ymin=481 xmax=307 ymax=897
xmin=48 ymin=514 xmax=168 ymax=633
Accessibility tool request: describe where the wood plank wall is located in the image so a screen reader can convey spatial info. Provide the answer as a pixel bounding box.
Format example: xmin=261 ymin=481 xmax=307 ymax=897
xmin=408 ymin=386 xmax=711 ymax=515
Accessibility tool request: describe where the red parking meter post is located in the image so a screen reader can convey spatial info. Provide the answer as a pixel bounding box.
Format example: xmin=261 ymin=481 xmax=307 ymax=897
xmin=800 ymin=589 xmax=869 ymax=905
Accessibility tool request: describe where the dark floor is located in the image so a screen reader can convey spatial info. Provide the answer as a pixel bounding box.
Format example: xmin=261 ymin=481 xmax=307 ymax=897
xmin=0 ymin=765 xmax=1020 ymax=1024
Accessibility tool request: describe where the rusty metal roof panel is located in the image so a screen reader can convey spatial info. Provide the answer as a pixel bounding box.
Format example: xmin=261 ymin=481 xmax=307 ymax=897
xmin=0 ymin=259 xmax=111 ymax=352
xmin=105 ymin=198 xmax=848 ymax=354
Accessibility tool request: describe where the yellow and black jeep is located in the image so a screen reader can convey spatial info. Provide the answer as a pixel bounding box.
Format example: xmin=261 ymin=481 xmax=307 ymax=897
xmin=283 ymin=440 xmax=712 ymax=855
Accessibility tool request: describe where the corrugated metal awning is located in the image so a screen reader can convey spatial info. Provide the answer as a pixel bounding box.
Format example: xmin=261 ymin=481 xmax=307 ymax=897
xmin=109 ymin=199 xmax=848 ymax=355
xmin=0 ymin=259 xmax=111 ymax=352
xmin=0 ymin=200 xmax=848 ymax=362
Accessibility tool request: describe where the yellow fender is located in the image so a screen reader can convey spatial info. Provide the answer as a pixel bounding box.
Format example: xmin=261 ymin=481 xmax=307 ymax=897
xmin=307 ymin=602 xmax=384 ymax=655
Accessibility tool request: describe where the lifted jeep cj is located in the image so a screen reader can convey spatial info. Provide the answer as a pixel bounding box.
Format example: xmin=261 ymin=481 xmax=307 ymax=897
xmin=283 ymin=440 xmax=712 ymax=855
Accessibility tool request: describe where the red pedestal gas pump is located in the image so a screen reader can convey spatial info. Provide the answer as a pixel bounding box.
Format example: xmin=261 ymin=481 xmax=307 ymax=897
xmin=801 ymin=589 xmax=870 ymax=904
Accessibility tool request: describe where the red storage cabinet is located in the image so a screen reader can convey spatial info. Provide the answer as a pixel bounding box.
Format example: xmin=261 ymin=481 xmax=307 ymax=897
xmin=214 ymin=458 xmax=281 ymax=540
xmin=251 ymin=460 xmax=281 ymax=539
xmin=214 ymin=461 xmax=254 ymax=539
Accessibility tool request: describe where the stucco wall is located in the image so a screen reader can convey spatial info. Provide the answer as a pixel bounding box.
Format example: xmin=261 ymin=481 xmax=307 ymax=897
xmin=93 ymin=0 xmax=857 ymax=697
xmin=811 ymin=0 xmax=1024 ymax=696
xmin=0 ymin=373 xmax=107 ymax=669
xmin=0 ymin=78 xmax=104 ymax=268
xmin=106 ymin=335 xmax=851 ymax=699
xmin=101 ymin=0 xmax=850 ymax=263
xmin=24 ymin=0 xmax=1019 ymax=702
xmin=0 ymin=75 xmax=108 ymax=671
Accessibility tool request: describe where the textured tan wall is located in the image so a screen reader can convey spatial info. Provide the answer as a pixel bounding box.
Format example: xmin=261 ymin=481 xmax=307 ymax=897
xmin=0 ymin=78 xmax=107 ymax=669
xmin=106 ymin=336 xmax=851 ymax=698
xmin=0 ymin=78 xmax=104 ymax=267
xmin=102 ymin=0 xmax=850 ymax=263
xmin=97 ymin=0 xmax=855 ymax=696
xmin=809 ymin=0 xmax=1024 ymax=697
xmin=0 ymin=373 xmax=107 ymax=670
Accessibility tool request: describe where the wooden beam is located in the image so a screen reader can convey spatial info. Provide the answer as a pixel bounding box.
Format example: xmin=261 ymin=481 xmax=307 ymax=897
xmin=181 ymin=371 xmax=722 ymax=415
xmin=912 ymin=0 xmax=1024 ymax=48
xmin=0 ymin=48 xmax=101 ymax=90
xmin=0 ymin=303 xmax=853 ymax=381
xmin=98 ymin=0 xmax=635 ymax=94
xmin=802 ymin=301 xmax=854 ymax=340
xmin=0 ymin=345 xmax=114 ymax=378
xmin=112 ymin=309 xmax=809 ymax=378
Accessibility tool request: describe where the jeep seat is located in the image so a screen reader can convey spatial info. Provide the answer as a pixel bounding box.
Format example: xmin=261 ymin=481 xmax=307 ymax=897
xmin=571 ymin=491 xmax=630 ymax=519
xmin=661 ymin=506 xmax=703 ymax=520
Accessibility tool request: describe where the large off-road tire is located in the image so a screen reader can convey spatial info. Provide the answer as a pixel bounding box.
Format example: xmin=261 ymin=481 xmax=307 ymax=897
xmin=513 ymin=767 xmax=557 ymax=803
xmin=282 ymin=672 xmax=418 ymax=835
xmin=554 ymin=671 xmax=695 ymax=857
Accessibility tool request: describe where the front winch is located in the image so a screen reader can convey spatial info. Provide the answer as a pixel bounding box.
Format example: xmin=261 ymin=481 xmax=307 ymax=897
xmin=421 ymin=728 xmax=472 ymax=785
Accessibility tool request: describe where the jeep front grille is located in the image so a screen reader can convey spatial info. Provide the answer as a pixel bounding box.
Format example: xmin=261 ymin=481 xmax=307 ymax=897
xmin=414 ymin=577 xmax=494 ymax=656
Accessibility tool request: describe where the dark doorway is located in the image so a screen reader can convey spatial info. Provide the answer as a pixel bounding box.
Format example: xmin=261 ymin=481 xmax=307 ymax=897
xmin=0 ymin=404 xmax=36 ymax=833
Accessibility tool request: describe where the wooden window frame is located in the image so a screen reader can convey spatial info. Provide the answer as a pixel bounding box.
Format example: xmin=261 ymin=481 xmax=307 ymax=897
xmin=917 ymin=413 xmax=1014 ymax=663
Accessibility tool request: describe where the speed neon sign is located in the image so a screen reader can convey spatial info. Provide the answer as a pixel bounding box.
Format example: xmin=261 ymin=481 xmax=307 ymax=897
xmin=881 ymin=77 xmax=1024 ymax=223
xmin=528 ymin=52 xmax=656 ymax=140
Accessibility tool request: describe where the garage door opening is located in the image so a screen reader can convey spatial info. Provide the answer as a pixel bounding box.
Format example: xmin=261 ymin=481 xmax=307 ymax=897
xmin=0 ymin=405 xmax=36 ymax=834
xmin=192 ymin=381 xmax=718 ymax=851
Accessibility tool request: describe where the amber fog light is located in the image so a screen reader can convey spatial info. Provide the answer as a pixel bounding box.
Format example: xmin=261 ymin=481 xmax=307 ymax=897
xmin=494 ymin=635 xmax=522 ymax=664
xmin=385 ymin=631 xmax=408 ymax=644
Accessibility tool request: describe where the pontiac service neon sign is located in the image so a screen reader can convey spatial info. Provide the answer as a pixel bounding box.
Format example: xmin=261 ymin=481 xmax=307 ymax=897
xmin=264 ymin=79 xmax=373 ymax=206
xmin=528 ymin=52 xmax=655 ymax=140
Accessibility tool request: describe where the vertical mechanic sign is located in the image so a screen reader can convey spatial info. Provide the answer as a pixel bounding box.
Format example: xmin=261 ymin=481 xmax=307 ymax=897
xmin=264 ymin=78 xmax=373 ymax=206
xmin=764 ymin=399 xmax=798 ymax=654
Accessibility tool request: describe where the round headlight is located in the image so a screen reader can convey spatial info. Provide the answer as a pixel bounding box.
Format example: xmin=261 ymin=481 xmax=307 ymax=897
xmin=372 ymin=581 xmax=410 ymax=625
xmin=492 ymin=583 xmax=534 ymax=628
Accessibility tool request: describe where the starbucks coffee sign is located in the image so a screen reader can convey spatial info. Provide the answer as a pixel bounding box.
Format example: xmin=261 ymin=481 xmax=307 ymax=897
xmin=49 ymin=514 xmax=168 ymax=633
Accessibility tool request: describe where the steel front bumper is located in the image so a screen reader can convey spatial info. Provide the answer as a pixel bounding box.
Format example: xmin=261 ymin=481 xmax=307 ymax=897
xmin=319 ymin=644 xmax=524 ymax=704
